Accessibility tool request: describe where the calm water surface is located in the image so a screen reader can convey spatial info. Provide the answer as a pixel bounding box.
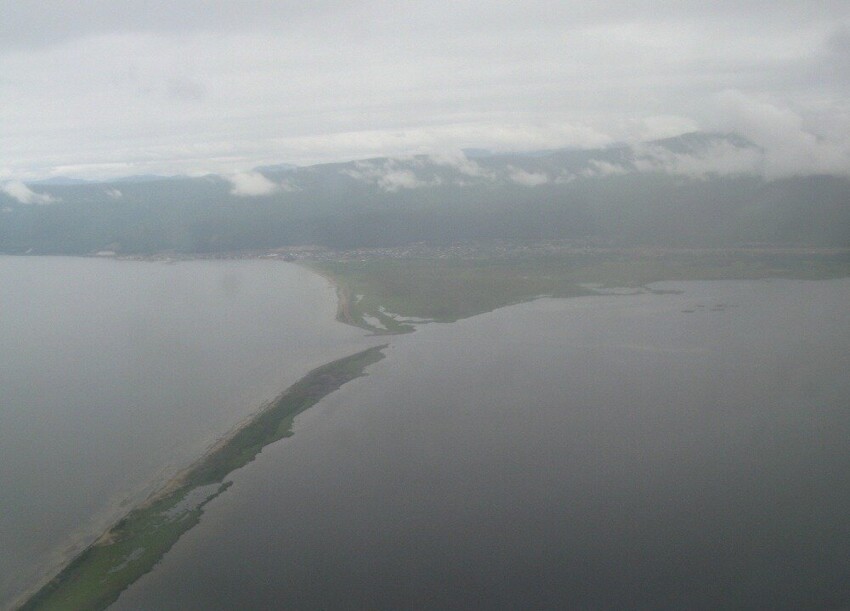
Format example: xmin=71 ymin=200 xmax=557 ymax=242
xmin=0 ymin=257 xmax=371 ymax=608
xmin=115 ymin=279 xmax=850 ymax=610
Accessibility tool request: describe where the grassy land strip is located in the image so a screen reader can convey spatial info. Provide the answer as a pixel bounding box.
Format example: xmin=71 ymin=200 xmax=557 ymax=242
xmin=308 ymin=251 xmax=850 ymax=329
xmin=19 ymin=345 xmax=387 ymax=611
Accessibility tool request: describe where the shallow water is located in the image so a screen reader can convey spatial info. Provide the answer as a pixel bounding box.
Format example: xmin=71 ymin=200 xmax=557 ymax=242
xmin=0 ymin=257 xmax=371 ymax=608
xmin=115 ymin=278 xmax=850 ymax=610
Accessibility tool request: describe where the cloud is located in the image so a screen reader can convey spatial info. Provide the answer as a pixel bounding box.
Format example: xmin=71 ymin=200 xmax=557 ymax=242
xmin=715 ymin=90 xmax=850 ymax=178
xmin=105 ymin=188 xmax=123 ymax=199
xmin=582 ymin=160 xmax=630 ymax=178
xmin=1 ymin=181 xmax=57 ymax=204
xmin=638 ymin=115 xmax=702 ymax=141
xmin=226 ymin=171 xmax=279 ymax=196
xmin=343 ymin=160 xmax=437 ymax=192
xmin=427 ymin=151 xmax=494 ymax=179
xmin=278 ymin=178 xmax=299 ymax=192
xmin=377 ymin=169 xmax=426 ymax=191
xmin=3 ymin=4 xmax=850 ymax=180
xmin=507 ymin=167 xmax=550 ymax=186
xmin=631 ymin=141 xmax=764 ymax=179
xmin=166 ymin=76 xmax=206 ymax=101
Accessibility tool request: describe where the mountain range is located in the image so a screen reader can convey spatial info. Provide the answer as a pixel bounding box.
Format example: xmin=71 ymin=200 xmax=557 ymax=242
xmin=2 ymin=133 xmax=848 ymax=254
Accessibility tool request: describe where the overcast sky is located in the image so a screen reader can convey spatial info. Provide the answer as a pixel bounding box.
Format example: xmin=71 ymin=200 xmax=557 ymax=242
xmin=2 ymin=1 xmax=849 ymax=180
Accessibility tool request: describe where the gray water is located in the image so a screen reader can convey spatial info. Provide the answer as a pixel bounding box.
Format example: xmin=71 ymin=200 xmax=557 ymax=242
xmin=0 ymin=257 xmax=371 ymax=608
xmin=115 ymin=279 xmax=850 ymax=610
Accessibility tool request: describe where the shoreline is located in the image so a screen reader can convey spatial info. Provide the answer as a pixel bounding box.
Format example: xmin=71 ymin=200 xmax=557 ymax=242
xmin=18 ymin=344 xmax=387 ymax=611
xmin=3 ymin=257 xmax=367 ymax=609
xmin=299 ymin=263 xmax=358 ymax=329
xmin=10 ymin=249 xmax=850 ymax=607
xmin=301 ymin=262 xmax=415 ymax=334
xmin=4 ymin=242 xmax=850 ymax=263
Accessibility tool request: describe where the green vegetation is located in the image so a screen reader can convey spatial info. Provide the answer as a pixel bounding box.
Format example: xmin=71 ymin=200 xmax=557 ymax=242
xmin=309 ymin=258 xmax=595 ymax=332
xmin=20 ymin=345 xmax=386 ymax=611
xmin=309 ymin=251 xmax=850 ymax=332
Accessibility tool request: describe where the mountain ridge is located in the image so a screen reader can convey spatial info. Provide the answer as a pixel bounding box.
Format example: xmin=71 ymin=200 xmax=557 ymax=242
xmin=1 ymin=132 xmax=847 ymax=255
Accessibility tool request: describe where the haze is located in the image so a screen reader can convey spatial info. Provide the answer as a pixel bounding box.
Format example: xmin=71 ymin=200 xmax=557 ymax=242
xmin=2 ymin=1 xmax=850 ymax=180
xmin=4 ymin=3 xmax=850 ymax=609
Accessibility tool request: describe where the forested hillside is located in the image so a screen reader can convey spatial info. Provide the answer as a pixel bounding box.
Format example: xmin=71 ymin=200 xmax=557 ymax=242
xmin=3 ymin=133 xmax=848 ymax=254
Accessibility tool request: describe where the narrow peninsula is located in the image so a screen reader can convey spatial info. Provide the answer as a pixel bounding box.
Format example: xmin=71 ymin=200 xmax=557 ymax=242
xmin=20 ymin=345 xmax=386 ymax=611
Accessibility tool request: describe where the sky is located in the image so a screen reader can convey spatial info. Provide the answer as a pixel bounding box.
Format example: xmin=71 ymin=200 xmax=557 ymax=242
xmin=2 ymin=1 xmax=850 ymax=180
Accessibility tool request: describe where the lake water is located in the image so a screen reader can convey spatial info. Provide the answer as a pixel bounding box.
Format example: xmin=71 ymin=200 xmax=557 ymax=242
xmin=114 ymin=278 xmax=850 ymax=609
xmin=0 ymin=257 xmax=372 ymax=608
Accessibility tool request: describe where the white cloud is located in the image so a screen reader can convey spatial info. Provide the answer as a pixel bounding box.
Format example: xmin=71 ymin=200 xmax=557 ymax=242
xmin=377 ymin=169 xmax=426 ymax=191
xmin=638 ymin=115 xmax=702 ymax=141
xmin=715 ymin=90 xmax=850 ymax=178
xmin=1 ymin=181 xmax=57 ymax=204
xmin=428 ymin=151 xmax=494 ymax=179
xmin=226 ymin=171 xmax=279 ymax=196
xmin=343 ymin=160 xmax=436 ymax=192
xmin=582 ymin=160 xmax=630 ymax=178
xmin=278 ymin=178 xmax=299 ymax=192
xmin=507 ymin=167 xmax=550 ymax=186
xmin=105 ymin=188 xmax=123 ymax=199
xmin=166 ymin=76 xmax=206 ymax=102
xmin=2 ymin=5 xmax=849 ymax=180
xmin=631 ymin=141 xmax=764 ymax=179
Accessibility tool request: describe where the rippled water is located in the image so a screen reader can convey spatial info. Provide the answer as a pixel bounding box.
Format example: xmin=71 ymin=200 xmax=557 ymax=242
xmin=115 ymin=278 xmax=850 ymax=609
xmin=0 ymin=257 xmax=371 ymax=608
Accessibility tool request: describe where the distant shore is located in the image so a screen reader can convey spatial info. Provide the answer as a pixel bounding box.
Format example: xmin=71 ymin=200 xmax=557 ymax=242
xmin=74 ymin=241 xmax=850 ymax=265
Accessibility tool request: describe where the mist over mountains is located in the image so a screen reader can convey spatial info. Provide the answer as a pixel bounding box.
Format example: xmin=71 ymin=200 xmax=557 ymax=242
xmin=2 ymin=132 xmax=848 ymax=254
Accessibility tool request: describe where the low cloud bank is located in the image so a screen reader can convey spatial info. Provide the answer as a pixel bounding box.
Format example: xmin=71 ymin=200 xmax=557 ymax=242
xmin=716 ymin=90 xmax=850 ymax=179
xmin=1 ymin=181 xmax=57 ymax=204
xmin=428 ymin=151 xmax=495 ymax=179
xmin=582 ymin=160 xmax=631 ymax=178
xmin=226 ymin=171 xmax=280 ymax=196
xmin=508 ymin=167 xmax=550 ymax=186
xmin=575 ymin=142 xmax=764 ymax=181
xmin=336 ymin=113 xmax=850 ymax=190
xmin=632 ymin=140 xmax=764 ymax=179
xmin=343 ymin=160 xmax=441 ymax=192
